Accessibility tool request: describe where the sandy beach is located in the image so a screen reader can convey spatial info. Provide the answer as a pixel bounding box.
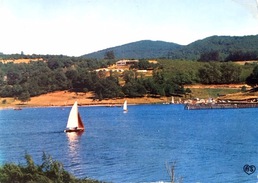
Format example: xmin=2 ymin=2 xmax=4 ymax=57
xmin=0 ymin=84 xmax=254 ymax=110
xmin=0 ymin=90 xmax=175 ymax=109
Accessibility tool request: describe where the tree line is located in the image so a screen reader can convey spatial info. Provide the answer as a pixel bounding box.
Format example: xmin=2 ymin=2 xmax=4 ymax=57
xmin=168 ymin=35 xmax=258 ymax=61
xmin=0 ymin=55 xmax=257 ymax=102
xmin=198 ymin=50 xmax=258 ymax=62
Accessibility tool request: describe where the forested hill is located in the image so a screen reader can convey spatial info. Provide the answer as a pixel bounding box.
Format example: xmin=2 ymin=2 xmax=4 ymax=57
xmin=82 ymin=35 xmax=258 ymax=61
xmin=82 ymin=40 xmax=182 ymax=59
xmin=168 ymin=35 xmax=258 ymax=60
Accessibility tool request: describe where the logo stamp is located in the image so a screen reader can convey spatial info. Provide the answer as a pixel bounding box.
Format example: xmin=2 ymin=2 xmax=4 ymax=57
xmin=243 ymin=164 xmax=256 ymax=175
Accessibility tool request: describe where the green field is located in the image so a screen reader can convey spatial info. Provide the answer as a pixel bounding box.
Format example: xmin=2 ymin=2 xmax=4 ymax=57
xmin=187 ymin=88 xmax=241 ymax=99
xmin=158 ymin=59 xmax=254 ymax=84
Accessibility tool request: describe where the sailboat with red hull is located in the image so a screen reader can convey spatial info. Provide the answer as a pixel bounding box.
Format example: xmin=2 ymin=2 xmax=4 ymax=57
xmin=64 ymin=101 xmax=85 ymax=133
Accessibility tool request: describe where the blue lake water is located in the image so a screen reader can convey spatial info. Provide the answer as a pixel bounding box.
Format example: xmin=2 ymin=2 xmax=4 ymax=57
xmin=0 ymin=104 xmax=258 ymax=183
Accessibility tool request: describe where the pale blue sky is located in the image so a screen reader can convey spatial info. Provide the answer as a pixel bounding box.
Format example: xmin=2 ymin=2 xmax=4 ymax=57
xmin=0 ymin=0 xmax=258 ymax=56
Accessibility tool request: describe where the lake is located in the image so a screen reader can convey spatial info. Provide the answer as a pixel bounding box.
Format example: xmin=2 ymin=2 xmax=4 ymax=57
xmin=0 ymin=104 xmax=258 ymax=183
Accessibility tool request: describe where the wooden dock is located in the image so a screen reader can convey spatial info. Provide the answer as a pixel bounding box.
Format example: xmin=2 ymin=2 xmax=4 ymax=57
xmin=185 ymin=103 xmax=258 ymax=110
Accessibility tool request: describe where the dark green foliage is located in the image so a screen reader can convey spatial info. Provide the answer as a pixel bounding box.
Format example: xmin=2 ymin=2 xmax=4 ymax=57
xmin=169 ymin=35 xmax=258 ymax=61
xmin=220 ymin=63 xmax=241 ymax=83
xmin=0 ymin=54 xmax=254 ymax=101
xmin=246 ymin=65 xmax=258 ymax=87
xmin=104 ymin=50 xmax=115 ymax=59
xmin=18 ymin=91 xmax=31 ymax=103
xmin=130 ymin=59 xmax=160 ymax=70
xmin=122 ymin=80 xmax=147 ymax=97
xmin=0 ymin=152 xmax=103 ymax=183
xmin=185 ymin=88 xmax=192 ymax=94
xmin=82 ymin=35 xmax=258 ymax=60
xmin=0 ymin=56 xmax=111 ymax=100
xmin=142 ymin=78 xmax=159 ymax=95
xmin=94 ymin=76 xmax=124 ymax=100
xmin=123 ymin=70 xmax=136 ymax=83
xmin=0 ymin=35 xmax=257 ymax=101
xmin=198 ymin=62 xmax=241 ymax=84
xmin=241 ymin=85 xmax=247 ymax=92
xmin=198 ymin=51 xmax=220 ymax=62
xmin=159 ymin=59 xmax=202 ymax=84
xmin=83 ymin=40 xmax=181 ymax=59
xmin=225 ymin=50 xmax=258 ymax=61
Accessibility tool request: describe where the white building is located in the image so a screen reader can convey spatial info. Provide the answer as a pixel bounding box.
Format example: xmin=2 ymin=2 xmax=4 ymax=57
xmin=116 ymin=59 xmax=139 ymax=67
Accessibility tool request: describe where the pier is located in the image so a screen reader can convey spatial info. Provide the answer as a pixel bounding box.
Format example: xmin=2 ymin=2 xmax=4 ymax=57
xmin=185 ymin=102 xmax=258 ymax=110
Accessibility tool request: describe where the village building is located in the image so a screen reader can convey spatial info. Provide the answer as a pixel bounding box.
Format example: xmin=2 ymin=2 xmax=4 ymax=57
xmin=116 ymin=59 xmax=139 ymax=67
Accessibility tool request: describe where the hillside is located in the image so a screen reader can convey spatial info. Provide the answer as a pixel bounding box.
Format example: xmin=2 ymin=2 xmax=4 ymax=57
xmin=169 ymin=35 xmax=258 ymax=60
xmin=82 ymin=40 xmax=182 ymax=59
xmin=82 ymin=35 xmax=258 ymax=60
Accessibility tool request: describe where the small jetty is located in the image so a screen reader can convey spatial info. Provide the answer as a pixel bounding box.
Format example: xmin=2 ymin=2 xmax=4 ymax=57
xmin=185 ymin=102 xmax=258 ymax=110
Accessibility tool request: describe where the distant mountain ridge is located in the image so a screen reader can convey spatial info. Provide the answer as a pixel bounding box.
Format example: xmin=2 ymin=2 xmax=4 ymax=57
xmin=82 ymin=35 xmax=258 ymax=60
xmin=83 ymin=40 xmax=182 ymax=59
xmin=168 ymin=35 xmax=258 ymax=60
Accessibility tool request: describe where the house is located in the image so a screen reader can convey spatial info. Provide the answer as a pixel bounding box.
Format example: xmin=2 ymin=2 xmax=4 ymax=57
xmin=116 ymin=59 xmax=139 ymax=67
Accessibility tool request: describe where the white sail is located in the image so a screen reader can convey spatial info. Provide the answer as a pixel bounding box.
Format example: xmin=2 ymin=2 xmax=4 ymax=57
xmin=171 ymin=96 xmax=175 ymax=104
xmin=66 ymin=101 xmax=79 ymax=128
xmin=123 ymin=100 xmax=128 ymax=111
xmin=65 ymin=101 xmax=85 ymax=132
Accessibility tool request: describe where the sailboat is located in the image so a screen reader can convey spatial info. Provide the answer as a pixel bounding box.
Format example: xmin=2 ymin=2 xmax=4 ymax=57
xmin=171 ymin=96 xmax=175 ymax=104
xmin=123 ymin=100 xmax=128 ymax=112
xmin=64 ymin=101 xmax=85 ymax=133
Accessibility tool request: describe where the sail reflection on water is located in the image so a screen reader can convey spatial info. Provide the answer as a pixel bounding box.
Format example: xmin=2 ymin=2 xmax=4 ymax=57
xmin=66 ymin=132 xmax=83 ymax=152
xmin=65 ymin=132 xmax=84 ymax=175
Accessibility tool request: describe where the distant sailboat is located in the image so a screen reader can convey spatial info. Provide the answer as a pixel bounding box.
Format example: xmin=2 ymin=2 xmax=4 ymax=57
xmin=171 ymin=96 xmax=175 ymax=104
xmin=123 ymin=100 xmax=128 ymax=112
xmin=64 ymin=101 xmax=85 ymax=133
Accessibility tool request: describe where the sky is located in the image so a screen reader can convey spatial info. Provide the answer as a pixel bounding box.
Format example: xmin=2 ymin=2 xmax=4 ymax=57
xmin=0 ymin=0 xmax=258 ymax=56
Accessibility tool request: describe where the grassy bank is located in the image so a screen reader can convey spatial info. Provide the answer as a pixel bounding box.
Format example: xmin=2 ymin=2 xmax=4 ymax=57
xmin=188 ymin=88 xmax=241 ymax=99
xmin=0 ymin=153 xmax=104 ymax=183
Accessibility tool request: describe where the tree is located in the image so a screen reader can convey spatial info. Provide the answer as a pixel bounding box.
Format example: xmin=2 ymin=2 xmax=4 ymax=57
xmin=143 ymin=78 xmax=158 ymax=95
xmin=123 ymin=70 xmax=135 ymax=83
xmin=225 ymin=51 xmax=258 ymax=61
xmin=18 ymin=91 xmax=30 ymax=103
xmin=246 ymin=65 xmax=258 ymax=87
xmin=132 ymin=59 xmax=151 ymax=70
xmin=220 ymin=62 xmax=241 ymax=83
xmin=6 ymin=70 xmax=21 ymax=85
xmin=153 ymin=69 xmax=165 ymax=85
xmin=65 ymin=70 xmax=78 ymax=81
xmin=122 ymin=81 xmax=146 ymax=97
xmin=53 ymin=71 xmax=69 ymax=90
xmin=171 ymin=72 xmax=193 ymax=85
xmin=198 ymin=63 xmax=222 ymax=84
xmin=47 ymin=58 xmax=64 ymax=70
xmin=93 ymin=77 xmax=123 ymax=99
xmin=104 ymin=50 xmax=115 ymax=59
xmin=0 ymin=85 xmax=14 ymax=97
xmin=198 ymin=51 xmax=220 ymax=62
xmin=73 ymin=70 xmax=95 ymax=91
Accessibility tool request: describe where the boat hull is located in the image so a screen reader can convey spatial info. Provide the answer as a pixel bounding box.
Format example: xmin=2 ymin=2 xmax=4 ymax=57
xmin=64 ymin=128 xmax=84 ymax=133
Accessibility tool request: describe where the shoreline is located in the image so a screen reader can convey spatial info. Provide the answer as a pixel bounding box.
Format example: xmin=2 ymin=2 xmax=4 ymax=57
xmin=0 ymin=91 xmax=178 ymax=110
xmin=0 ymin=102 xmax=176 ymax=110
